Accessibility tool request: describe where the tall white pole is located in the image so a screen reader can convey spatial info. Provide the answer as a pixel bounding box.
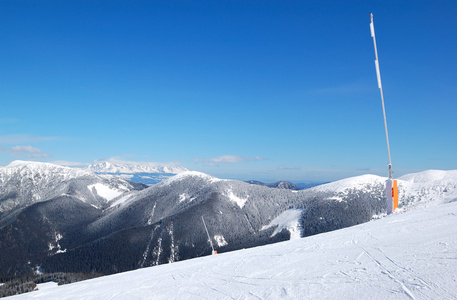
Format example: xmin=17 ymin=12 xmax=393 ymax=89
xmin=370 ymin=13 xmax=398 ymax=214
xmin=201 ymin=216 xmax=215 ymax=254
xmin=370 ymin=13 xmax=393 ymax=179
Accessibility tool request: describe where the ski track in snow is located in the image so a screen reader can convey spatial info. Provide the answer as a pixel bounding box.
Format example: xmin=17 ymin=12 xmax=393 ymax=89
xmin=11 ymin=202 xmax=457 ymax=300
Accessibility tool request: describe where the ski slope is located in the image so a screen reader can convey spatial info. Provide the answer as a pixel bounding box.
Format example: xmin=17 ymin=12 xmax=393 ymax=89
xmin=11 ymin=201 xmax=457 ymax=299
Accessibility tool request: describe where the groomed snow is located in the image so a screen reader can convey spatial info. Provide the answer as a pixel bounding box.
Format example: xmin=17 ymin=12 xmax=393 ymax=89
xmin=11 ymin=201 xmax=457 ymax=299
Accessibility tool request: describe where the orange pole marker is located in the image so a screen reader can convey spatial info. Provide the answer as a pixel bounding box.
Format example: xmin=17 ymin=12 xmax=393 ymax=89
xmin=393 ymin=179 xmax=398 ymax=211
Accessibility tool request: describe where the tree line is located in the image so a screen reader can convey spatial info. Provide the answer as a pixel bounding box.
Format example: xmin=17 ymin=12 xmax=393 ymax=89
xmin=0 ymin=272 xmax=103 ymax=298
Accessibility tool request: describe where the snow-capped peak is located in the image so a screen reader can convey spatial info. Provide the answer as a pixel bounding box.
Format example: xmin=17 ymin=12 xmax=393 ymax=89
xmin=3 ymin=160 xmax=91 ymax=178
xmin=6 ymin=160 xmax=42 ymax=168
xmin=310 ymin=174 xmax=386 ymax=194
xmin=399 ymin=169 xmax=457 ymax=183
xmin=87 ymin=159 xmax=188 ymax=174
xmin=161 ymin=171 xmax=223 ymax=186
xmin=6 ymin=160 xmax=65 ymax=169
xmin=398 ymin=170 xmax=457 ymax=207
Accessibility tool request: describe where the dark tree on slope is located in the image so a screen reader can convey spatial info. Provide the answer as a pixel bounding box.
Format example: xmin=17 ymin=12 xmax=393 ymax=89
xmin=301 ymin=189 xmax=385 ymax=237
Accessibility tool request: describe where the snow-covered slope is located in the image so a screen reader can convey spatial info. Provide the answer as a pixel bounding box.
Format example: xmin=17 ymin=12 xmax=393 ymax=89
xmin=309 ymin=174 xmax=386 ymax=202
xmin=12 ymin=200 xmax=457 ymax=299
xmin=398 ymin=170 xmax=457 ymax=208
xmin=310 ymin=170 xmax=457 ymax=210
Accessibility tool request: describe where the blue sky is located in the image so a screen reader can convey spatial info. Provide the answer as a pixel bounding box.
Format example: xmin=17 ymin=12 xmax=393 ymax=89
xmin=1 ymin=0 xmax=456 ymax=182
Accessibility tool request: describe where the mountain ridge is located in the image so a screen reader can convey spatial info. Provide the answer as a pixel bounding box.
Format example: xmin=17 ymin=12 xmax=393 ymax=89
xmin=0 ymin=161 xmax=144 ymax=228
xmin=245 ymin=180 xmax=300 ymax=190
xmin=1 ymin=161 xmax=456 ymax=284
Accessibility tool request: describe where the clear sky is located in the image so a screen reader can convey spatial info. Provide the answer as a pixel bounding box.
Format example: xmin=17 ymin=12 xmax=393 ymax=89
xmin=1 ymin=0 xmax=456 ymax=182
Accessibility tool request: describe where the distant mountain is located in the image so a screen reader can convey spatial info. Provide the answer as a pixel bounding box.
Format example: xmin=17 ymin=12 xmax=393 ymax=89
xmin=87 ymin=160 xmax=188 ymax=174
xmin=295 ymin=181 xmax=329 ymax=189
xmin=245 ymin=180 xmax=300 ymax=190
xmin=86 ymin=160 xmax=188 ymax=185
xmin=0 ymin=161 xmax=143 ymax=225
xmin=0 ymin=161 xmax=147 ymax=278
xmin=1 ymin=164 xmax=456 ymax=284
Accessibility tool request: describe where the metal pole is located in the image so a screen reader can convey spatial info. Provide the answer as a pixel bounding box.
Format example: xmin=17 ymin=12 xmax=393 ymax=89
xmin=201 ymin=216 xmax=215 ymax=254
xmin=370 ymin=13 xmax=393 ymax=179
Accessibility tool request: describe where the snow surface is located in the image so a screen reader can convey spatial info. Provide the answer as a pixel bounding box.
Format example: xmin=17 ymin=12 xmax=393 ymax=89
xmin=108 ymin=193 xmax=137 ymax=208
xmin=10 ymin=201 xmax=457 ymax=299
xmin=32 ymin=282 xmax=59 ymax=294
xmin=224 ymin=188 xmax=249 ymax=208
xmin=87 ymin=183 xmax=123 ymax=201
xmin=178 ymin=193 xmax=196 ymax=203
xmin=398 ymin=170 xmax=457 ymax=208
xmin=310 ymin=174 xmax=385 ymax=194
xmin=214 ymin=235 xmax=228 ymax=247
xmin=261 ymin=209 xmax=303 ymax=240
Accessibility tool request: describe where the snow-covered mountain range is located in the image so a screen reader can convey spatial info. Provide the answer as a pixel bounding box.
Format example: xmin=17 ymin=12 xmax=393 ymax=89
xmin=87 ymin=160 xmax=188 ymax=174
xmin=0 ymin=160 xmax=456 ymax=296
xmin=86 ymin=159 xmax=188 ymax=184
